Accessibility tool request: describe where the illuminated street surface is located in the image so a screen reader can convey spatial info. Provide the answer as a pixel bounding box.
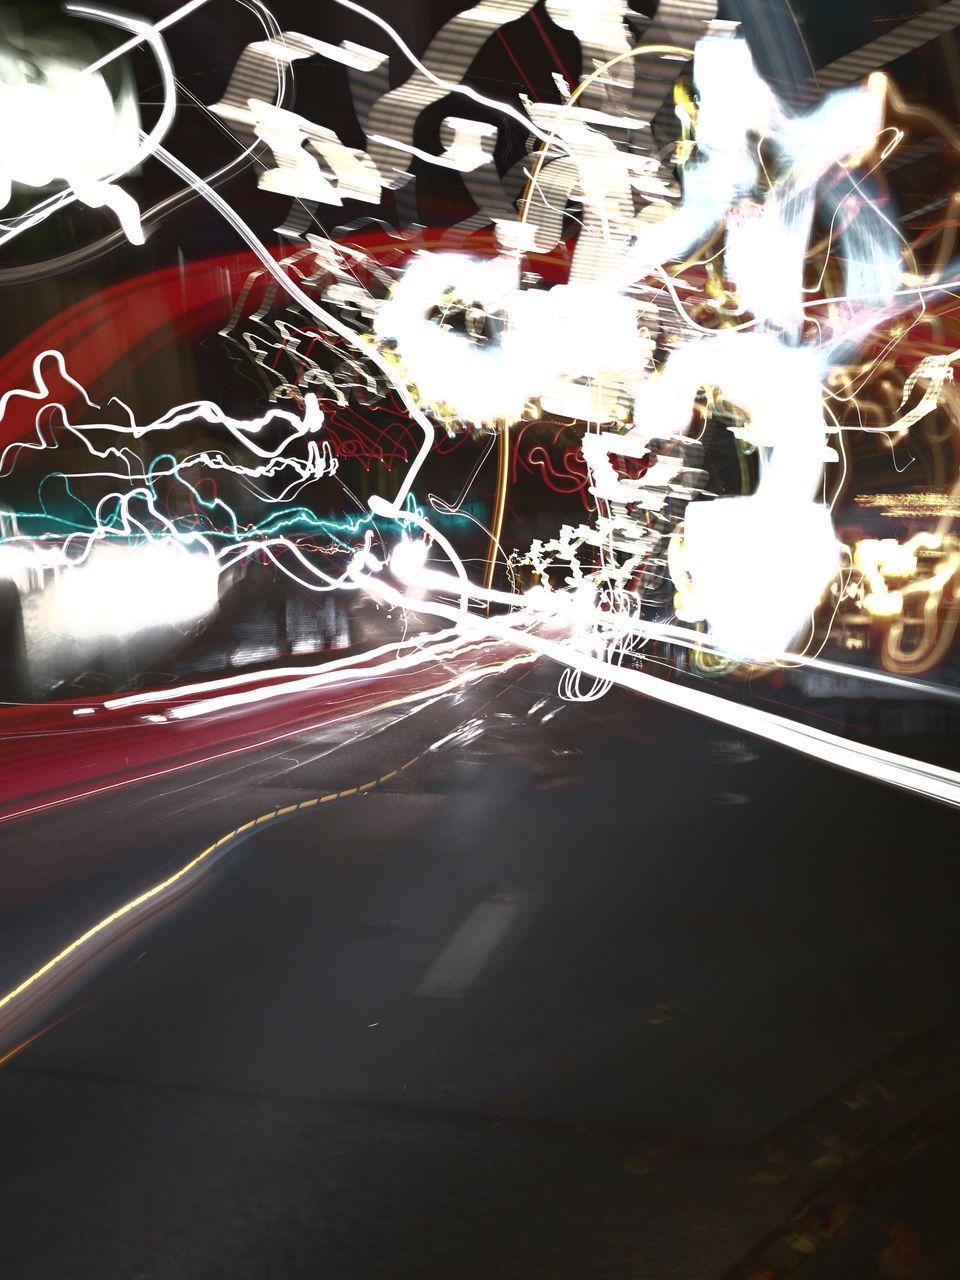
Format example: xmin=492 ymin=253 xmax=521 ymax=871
xmin=4 ymin=0 xmax=960 ymax=1274
xmin=1 ymin=663 xmax=960 ymax=1277
xmin=0 ymin=630 xmax=532 ymax=824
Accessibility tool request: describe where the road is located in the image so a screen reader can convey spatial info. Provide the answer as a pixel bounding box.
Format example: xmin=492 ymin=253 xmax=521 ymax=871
xmin=0 ymin=629 xmax=527 ymax=824
xmin=1 ymin=657 xmax=960 ymax=1278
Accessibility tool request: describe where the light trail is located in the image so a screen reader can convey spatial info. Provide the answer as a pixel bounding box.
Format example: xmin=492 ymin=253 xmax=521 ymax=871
xmin=0 ymin=645 xmax=533 ymax=1049
xmin=149 ymin=142 xmax=438 ymax=521
xmin=100 ymin=630 xmax=464 ymax=710
xmin=80 ymin=0 xmax=215 ymax=78
xmin=0 ymin=633 xmax=534 ymax=826
xmin=355 ymin=568 xmax=960 ymax=811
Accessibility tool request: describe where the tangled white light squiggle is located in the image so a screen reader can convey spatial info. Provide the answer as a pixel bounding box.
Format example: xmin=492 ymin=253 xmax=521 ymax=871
xmin=6 ymin=0 xmax=960 ymax=814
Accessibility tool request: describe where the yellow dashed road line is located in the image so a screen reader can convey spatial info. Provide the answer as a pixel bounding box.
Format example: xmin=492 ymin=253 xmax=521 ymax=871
xmin=0 ymin=750 xmax=429 ymax=1045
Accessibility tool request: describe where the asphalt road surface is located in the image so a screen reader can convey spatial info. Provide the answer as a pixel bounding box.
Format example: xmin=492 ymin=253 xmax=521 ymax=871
xmin=2 ymin=659 xmax=960 ymax=1279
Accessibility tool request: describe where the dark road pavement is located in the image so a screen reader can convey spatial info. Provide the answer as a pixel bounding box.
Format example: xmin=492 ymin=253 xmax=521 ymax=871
xmin=2 ymin=660 xmax=960 ymax=1278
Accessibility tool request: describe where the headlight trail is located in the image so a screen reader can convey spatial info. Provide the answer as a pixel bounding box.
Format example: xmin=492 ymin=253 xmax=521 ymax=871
xmin=355 ymin=568 xmax=960 ymax=811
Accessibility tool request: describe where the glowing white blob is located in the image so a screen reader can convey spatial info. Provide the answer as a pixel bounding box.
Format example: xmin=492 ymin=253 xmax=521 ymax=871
xmin=389 ymin=537 xmax=429 ymax=584
xmin=0 ymin=45 xmax=145 ymax=243
xmin=53 ymin=541 xmax=218 ymax=641
xmin=629 ymin=331 xmax=840 ymax=656
xmin=681 ymin=498 xmax=840 ymax=658
xmin=376 ymin=252 xmax=651 ymax=422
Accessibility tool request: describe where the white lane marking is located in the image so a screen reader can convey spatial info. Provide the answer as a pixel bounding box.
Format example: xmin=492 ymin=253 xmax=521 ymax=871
xmin=416 ymin=889 xmax=522 ymax=999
